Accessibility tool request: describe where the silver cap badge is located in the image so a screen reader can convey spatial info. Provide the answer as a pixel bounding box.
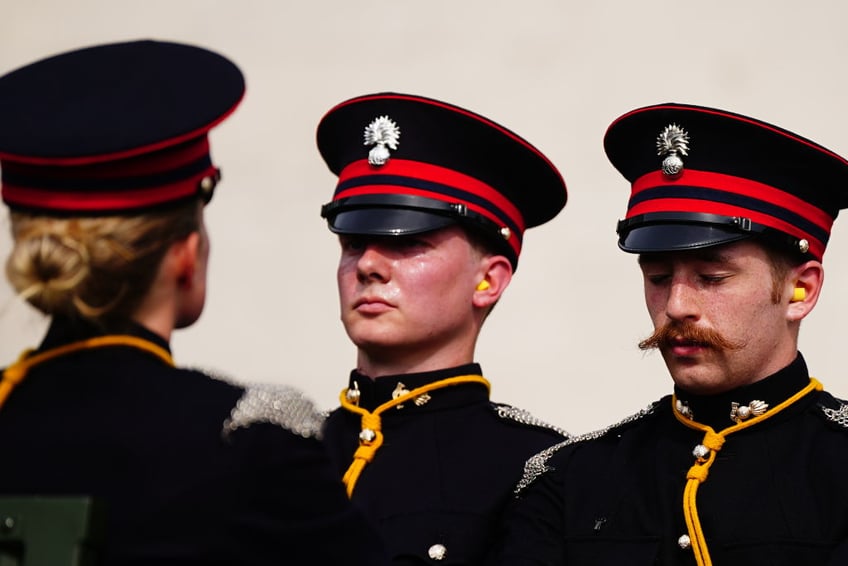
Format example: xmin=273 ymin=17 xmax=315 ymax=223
xmin=656 ymin=124 xmax=690 ymax=179
xmin=364 ymin=115 xmax=401 ymax=166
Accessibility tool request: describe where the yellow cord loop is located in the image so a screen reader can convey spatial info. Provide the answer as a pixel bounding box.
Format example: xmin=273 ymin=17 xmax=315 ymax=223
xmin=0 ymin=335 xmax=175 ymax=411
xmin=672 ymin=378 xmax=823 ymax=566
xmin=686 ymin=461 xmax=710 ymax=483
xmin=701 ymin=430 xmax=724 ymax=452
xmin=339 ymin=374 xmax=490 ymax=498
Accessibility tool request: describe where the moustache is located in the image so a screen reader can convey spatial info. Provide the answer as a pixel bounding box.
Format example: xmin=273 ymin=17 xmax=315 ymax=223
xmin=638 ymin=322 xmax=745 ymax=352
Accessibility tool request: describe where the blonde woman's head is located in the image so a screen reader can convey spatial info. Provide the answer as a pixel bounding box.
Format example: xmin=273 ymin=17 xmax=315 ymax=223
xmin=6 ymin=201 xmax=201 ymax=324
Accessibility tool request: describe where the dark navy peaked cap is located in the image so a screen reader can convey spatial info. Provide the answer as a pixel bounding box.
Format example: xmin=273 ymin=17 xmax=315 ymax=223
xmin=317 ymin=92 xmax=567 ymax=269
xmin=0 ymin=39 xmax=244 ymax=215
xmin=605 ymin=103 xmax=848 ymax=261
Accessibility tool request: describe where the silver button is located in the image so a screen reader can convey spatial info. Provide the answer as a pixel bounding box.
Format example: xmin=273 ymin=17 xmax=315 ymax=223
xmin=692 ymin=444 xmax=710 ymax=459
xmin=428 ymin=543 xmax=447 ymax=561
xmin=678 ymin=533 xmax=691 ymax=549
xmin=359 ymin=428 xmax=376 ymax=442
xmin=199 ymin=175 xmax=216 ymax=199
xmin=345 ymin=385 xmax=361 ymax=404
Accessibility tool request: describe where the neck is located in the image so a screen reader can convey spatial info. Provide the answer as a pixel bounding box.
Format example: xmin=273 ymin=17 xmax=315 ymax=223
xmin=131 ymin=294 xmax=175 ymax=343
xmin=356 ymin=341 xmax=476 ymax=379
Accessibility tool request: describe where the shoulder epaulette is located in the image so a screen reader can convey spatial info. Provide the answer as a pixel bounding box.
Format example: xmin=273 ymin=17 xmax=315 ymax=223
xmin=492 ymin=403 xmax=570 ymax=438
xmin=817 ymin=393 xmax=848 ymax=430
xmin=514 ymin=401 xmax=659 ymax=495
xmin=223 ymin=383 xmax=325 ymax=440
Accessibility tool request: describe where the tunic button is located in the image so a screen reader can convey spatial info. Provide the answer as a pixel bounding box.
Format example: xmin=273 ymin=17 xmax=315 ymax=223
xmin=345 ymin=387 xmax=361 ymax=404
xmin=359 ymin=428 xmax=376 ymax=442
xmin=692 ymin=444 xmax=710 ymax=459
xmin=678 ymin=534 xmax=691 ymax=549
xmin=428 ymin=543 xmax=447 ymax=561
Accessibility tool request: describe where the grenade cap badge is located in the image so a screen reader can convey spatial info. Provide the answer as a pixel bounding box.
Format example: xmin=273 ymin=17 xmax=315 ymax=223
xmin=364 ymin=115 xmax=401 ymax=166
xmin=656 ymin=123 xmax=690 ymax=179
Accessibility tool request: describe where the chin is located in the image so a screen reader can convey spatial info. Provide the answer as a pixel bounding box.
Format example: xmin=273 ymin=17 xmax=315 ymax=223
xmin=175 ymin=310 xmax=203 ymax=330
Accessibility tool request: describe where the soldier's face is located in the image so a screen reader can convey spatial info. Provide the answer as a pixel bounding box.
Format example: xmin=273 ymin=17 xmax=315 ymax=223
xmin=638 ymin=240 xmax=797 ymax=394
xmin=336 ymin=225 xmax=487 ymax=374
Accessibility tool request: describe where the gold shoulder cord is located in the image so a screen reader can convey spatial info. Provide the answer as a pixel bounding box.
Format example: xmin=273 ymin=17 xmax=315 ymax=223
xmin=0 ymin=335 xmax=175 ymax=410
xmin=672 ymin=378 xmax=823 ymax=566
xmin=338 ymin=374 xmax=490 ymax=498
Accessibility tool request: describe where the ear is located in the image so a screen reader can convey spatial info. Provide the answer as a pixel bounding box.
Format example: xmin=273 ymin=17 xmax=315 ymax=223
xmin=785 ymin=260 xmax=824 ymax=322
xmin=472 ymin=255 xmax=513 ymax=309
xmin=169 ymin=231 xmax=201 ymax=290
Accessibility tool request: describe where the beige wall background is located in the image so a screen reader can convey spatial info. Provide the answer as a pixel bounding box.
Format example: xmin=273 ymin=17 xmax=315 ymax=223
xmin=1 ymin=0 xmax=847 ymax=434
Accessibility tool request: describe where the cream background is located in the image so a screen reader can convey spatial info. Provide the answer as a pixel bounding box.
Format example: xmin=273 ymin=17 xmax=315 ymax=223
xmin=1 ymin=0 xmax=846 ymax=434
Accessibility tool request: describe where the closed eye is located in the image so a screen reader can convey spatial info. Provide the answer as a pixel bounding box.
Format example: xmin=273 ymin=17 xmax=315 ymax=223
xmin=699 ymin=273 xmax=731 ymax=284
xmin=644 ymin=273 xmax=670 ymax=285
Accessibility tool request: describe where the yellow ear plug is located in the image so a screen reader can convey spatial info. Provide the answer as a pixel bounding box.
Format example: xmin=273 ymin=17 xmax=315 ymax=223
xmin=476 ymin=280 xmax=491 ymax=291
xmin=792 ymin=287 xmax=806 ymax=302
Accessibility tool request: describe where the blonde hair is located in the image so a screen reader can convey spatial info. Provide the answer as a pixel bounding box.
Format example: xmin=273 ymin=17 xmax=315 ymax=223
xmin=6 ymin=201 xmax=200 ymax=322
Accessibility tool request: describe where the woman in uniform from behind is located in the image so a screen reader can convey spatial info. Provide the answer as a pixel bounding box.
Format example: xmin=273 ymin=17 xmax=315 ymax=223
xmin=0 ymin=39 xmax=385 ymax=565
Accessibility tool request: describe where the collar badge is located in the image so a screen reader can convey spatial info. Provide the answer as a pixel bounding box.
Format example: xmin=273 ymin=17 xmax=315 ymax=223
xmin=730 ymin=399 xmax=768 ymax=423
xmin=675 ymin=398 xmax=694 ymax=420
xmin=364 ymin=115 xmax=401 ymax=166
xmin=392 ymin=382 xmax=410 ymax=410
xmin=391 ymin=381 xmax=430 ymax=409
xmin=656 ymin=124 xmax=690 ymax=179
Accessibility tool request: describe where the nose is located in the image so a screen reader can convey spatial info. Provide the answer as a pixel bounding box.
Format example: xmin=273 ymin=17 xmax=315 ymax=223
xmin=356 ymin=243 xmax=390 ymax=284
xmin=665 ymin=279 xmax=701 ymax=322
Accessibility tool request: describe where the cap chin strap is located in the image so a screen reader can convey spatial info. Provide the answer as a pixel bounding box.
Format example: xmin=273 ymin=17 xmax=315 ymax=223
xmin=323 ymin=192 xmax=522 ymax=267
xmin=671 ymin=378 xmax=822 ymax=566
xmin=617 ymin=211 xmax=757 ymax=235
xmin=617 ymin=211 xmax=812 ymax=256
xmin=322 ymin=193 xmax=509 ymax=237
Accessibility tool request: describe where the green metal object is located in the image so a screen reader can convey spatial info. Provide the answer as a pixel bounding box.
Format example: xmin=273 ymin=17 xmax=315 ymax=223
xmin=0 ymin=497 xmax=103 ymax=566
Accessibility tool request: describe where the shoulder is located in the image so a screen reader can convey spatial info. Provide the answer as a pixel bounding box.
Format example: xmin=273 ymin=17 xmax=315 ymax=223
xmin=489 ymin=402 xmax=570 ymax=439
xmin=222 ymin=381 xmax=325 ymax=440
xmin=514 ymin=400 xmax=663 ymax=495
xmin=814 ymin=390 xmax=848 ymax=431
xmin=169 ymin=367 xmax=324 ymax=439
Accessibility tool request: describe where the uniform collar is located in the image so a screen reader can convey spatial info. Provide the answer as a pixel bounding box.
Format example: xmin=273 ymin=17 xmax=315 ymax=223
xmin=39 ymin=316 xmax=171 ymax=354
xmin=346 ymin=363 xmax=487 ymax=412
xmin=673 ymin=353 xmax=812 ymax=430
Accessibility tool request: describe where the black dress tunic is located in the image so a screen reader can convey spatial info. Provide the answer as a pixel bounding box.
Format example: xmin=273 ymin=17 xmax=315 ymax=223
xmin=0 ymin=318 xmax=387 ymax=565
xmin=323 ymin=363 xmax=568 ymax=565
xmin=493 ymin=354 xmax=848 ymax=565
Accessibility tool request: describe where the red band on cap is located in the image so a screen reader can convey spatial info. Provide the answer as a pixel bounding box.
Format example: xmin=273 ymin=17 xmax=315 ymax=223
xmin=2 ymin=165 xmax=217 ymax=212
xmin=335 ymin=183 xmax=523 ymax=258
xmin=628 ymin=197 xmax=825 ymax=259
xmin=337 ymin=158 xmax=526 ymax=232
xmin=631 ymin=169 xmax=833 ymax=231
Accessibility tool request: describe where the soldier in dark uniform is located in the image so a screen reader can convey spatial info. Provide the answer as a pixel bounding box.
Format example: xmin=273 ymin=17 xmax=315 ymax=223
xmin=492 ymin=103 xmax=848 ymax=565
xmin=0 ymin=40 xmax=386 ymax=565
xmin=315 ymin=93 xmax=570 ymax=564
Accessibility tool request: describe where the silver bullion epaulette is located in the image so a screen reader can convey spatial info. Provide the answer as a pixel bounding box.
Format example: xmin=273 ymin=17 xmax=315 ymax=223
xmin=223 ymin=383 xmax=325 ymax=440
xmin=514 ymin=401 xmax=659 ymax=495
xmin=493 ymin=404 xmax=571 ymax=438
xmin=819 ymin=397 xmax=848 ymax=429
